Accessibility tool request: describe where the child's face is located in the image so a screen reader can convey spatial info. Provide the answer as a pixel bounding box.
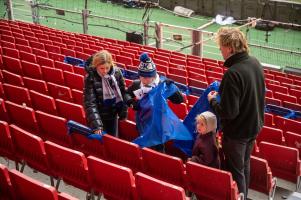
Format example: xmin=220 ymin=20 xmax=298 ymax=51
xmin=140 ymin=76 xmax=155 ymax=86
xmin=196 ymin=118 xmax=207 ymax=135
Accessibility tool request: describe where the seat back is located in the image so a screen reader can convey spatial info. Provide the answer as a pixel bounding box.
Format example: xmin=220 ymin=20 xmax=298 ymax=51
xmin=136 ymin=172 xmax=187 ymax=200
xmin=30 ymin=90 xmax=57 ymax=115
xmin=284 ymin=131 xmax=301 ymax=160
xmin=141 ymin=147 xmax=186 ymax=188
xmin=257 ymin=126 xmax=284 ymax=145
xmin=186 ymin=161 xmax=239 ymax=200
xmin=259 ymin=141 xmax=301 ymax=183
xmin=250 ymin=156 xmax=276 ymax=196
xmin=87 ymin=156 xmax=136 ymax=200
xmin=44 ymin=141 xmax=90 ymax=191
xmin=6 ymin=101 xmax=39 ymax=134
xmin=55 ymin=99 xmax=86 ymax=125
xmin=118 ymin=120 xmax=139 ymax=142
xmin=9 ymin=169 xmax=58 ymax=200
xmin=0 ymin=164 xmax=14 ymax=200
xmin=21 ymin=60 xmax=43 ymax=80
xmin=9 ymin=124 xmax=49 ymax=174
xmin=103 ymin=134 xmax=142 ymax=172
xmin=63 ymin=71 xmax=84 ymax=90
xmin=2 ymin=69 xmax=24 ymax=86
xmin=3 ymin=83 xmax=32 ymax=107
xmin=0 ymin=121 xmax=15 ymax=160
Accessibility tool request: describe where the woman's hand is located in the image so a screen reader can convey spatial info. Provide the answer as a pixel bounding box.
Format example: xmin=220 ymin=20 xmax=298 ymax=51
xmin=94 ymin=129 xmax=102 ymax=135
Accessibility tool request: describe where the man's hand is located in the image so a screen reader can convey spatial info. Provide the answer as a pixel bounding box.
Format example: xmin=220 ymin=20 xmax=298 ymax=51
xmin=207 ymin=91 xmax=218 ymax=102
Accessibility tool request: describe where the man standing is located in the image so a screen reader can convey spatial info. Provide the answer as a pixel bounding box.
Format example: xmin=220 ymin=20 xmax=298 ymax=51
xmin=208 ymin=27 xmax=265 ymax=199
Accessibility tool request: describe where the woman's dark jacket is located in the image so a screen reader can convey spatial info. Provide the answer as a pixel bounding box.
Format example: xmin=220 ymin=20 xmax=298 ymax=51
xmin=83 ymin=57 xmax=128 ymax=131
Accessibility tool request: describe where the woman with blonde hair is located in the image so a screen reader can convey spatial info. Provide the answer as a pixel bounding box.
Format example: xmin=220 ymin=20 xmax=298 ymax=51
xmin=83 ymin=50 xmax=128 ymax=136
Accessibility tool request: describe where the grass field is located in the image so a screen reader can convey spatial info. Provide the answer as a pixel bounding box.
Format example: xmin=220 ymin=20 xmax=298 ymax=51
xmin=1 ymin=0 xmax=301 ymax=68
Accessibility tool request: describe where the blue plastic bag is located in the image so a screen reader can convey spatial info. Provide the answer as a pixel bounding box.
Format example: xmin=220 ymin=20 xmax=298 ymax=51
xmin=174 ymin=81 xmax=220 ymax=156
xmin=133 ymin=81 xmax=193 ymax=147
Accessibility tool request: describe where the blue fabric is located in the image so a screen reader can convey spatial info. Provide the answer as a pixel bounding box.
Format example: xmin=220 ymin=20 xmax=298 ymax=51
xmin=64 ymin=56 xmax=85 ymax=67
xmin=133 ymin=82 xmax=193 ymax=147
xmin=174 ymin=81 xmax=220 ymax=156
xmin=67 ymin=120 xmax=105 ymax=141
xmin=265 ymin=104 xmax=296 ymax=119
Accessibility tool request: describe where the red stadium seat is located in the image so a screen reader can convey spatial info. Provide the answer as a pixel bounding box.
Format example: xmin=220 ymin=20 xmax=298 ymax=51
xmin=9 ymin=169 xmax=57 ymax=200
xmin=71 ymin=89 xmax=83 ymax=105
xmin=0 ymin=121 xmax=15 ymax=161
xmin=274 ymin=116 xmax=301 ymax=134
xmin=118 ymin=120 xmax=139 ymax=142
xmin=186 ymin=161 xmax=242 ymax=200
xmin=63 ymin=71 xmax=84 ymax=90
xmin=136 ymin=172 xmax=188 ymax=200
xmin=257 ymin=126 xmax=285 ymax=145
xmin=249 ymin=156 xmax=277 ymax=199
xmin=23 ymin=76 xmax=48 ymax=95
xmin=3 ymin=55 xmax=23 ymax=75
xmin=3 ymin=47 xmax=20 ymax=58
xmin=1 ymin=69 xmax=24 ymax=86
xmin=41 ymin=66 xmax=65 ymax=85
xmin=47 ymin=82 xmax=73 ymax=102
xmin=5 ymin=100 xmax=39 ymax=134
xmin=141 ymin=147 xmax=187 ymax=188
xmin=87 ymin=156 xmax=136 ymax=200
xmin=168 ymin=102 xmax=188 ymax=120
xmin=55 ymin=99 xmax=86 ymax=125
xmin=30 ymin=90 xmax=57 ymax=115
xmin=9 ymin=124 xmax=49 ymax=174
xmin=19 ymin=51 xmax=37 ymax=63
xmin=3 ymin=83 xmax=32 ymax=107
xmin=103 ymin=134 xmax=142 ymax=172
xmin=285 ymin=131 xmax=301 ymax=160
xmin=44 ymin=141 xmax=90 ymax=192
xmin=35 ymin=110 xmax=71 ymax=147
xmin=259 ymin=141 xmax=301 ymax=190
xmin=0 ymin=164 xmax=15 ymax=200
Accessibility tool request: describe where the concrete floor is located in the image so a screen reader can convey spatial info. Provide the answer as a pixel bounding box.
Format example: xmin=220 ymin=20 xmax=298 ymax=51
xmin=1 ymin=157 xmax=300 ymax=200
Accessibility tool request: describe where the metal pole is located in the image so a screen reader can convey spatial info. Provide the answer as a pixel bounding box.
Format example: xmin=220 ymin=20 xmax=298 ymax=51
xmin=82 ymin=9 xmax=89 ymax=34
xmin=30 ymin=0 xmax=39 ymax=24
xmin=191 ymin=30 xmax=202 ymax=57
xmin=6 ymin=0 xmax=14 ymax=20
xmin=143 ymin=21 xmax=149 ymax=46
xmin=155 ymin=22 xmax=163 ymax=49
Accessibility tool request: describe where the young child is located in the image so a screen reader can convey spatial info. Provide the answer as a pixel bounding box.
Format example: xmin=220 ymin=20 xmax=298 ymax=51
xmin=189 ymin=111 xmax=220 ymax=169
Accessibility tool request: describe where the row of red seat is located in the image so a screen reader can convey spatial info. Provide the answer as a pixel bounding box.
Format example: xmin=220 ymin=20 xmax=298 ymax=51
xmin=0 ymin=164 xmax=78 ymax=200
xmin=0 ymin=121 xmax=241 ymax=200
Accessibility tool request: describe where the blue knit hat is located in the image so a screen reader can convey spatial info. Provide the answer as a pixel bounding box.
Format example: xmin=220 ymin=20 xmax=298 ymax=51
xmin=138 ymin=52 xmax=157 ymax=77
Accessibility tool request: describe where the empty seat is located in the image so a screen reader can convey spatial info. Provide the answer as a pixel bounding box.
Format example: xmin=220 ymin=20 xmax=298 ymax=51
xmin=0 ymin=121 xmax=15 ymax=161
xmin=284 ymin=131 xmax=301 ymax=160
xmin=103 ymin=134 xmax=142 ymax=172
xmin=168 ymin=102 xmax=188 ymax=120
xmin=19 ymin=51 xmax=37 ymax=63
xmin=257 ymin=126 xmax=284 ymax=145
xmin=71 ymin=89 xmax=83 ymax=105
xmin=3 ymin=83 xmax=32 ymax=107
xmin=35 ymin=110 xmax=71 ymax=147
xmin=55 ymin=99 xmax=86 ymax=125
xmin=0 ymin=164 xmax=14 ymax=200
xmin=41 ymin=66 xmax=65 ymax=85
xmin=37 ymin=56 xmax=55 ymax=68
xmin=274 ymin=116 xmax=301 ymax=134
xmin=47 ymin=82 xmax=73 ymax=102
xmin=136 ymin=172 xmax=188 ymax=200
xmin=9 ymin=124 xmax=49 ymax=174
xmin=264 ymin=113 xmax=274 ymax=127
xmin=63 ymin=71 xmax=84 ymax=90
xmin=87 ymin=155 xmax=136 ymax=200
xmin=9 ymin=169 xmax=58 ymax=200
xmin=44 ymin=141 xmax=90 ymax=192
xmin=5 ymin=100 xmax=39 ymax=134
xmin=23 ymin=76 xmax=48 ymax=95
xmin=3 ymin=55 xmax=23 ymax=75
xmin=3 ymin=46 xmax=20 ymax=58
xmin=0 ymin=98 xmax=9 ymax=122
xmin=2 ymin=69 xmax=24 ymax=86
xmin=55 ymin=61 xmax=74 ymax=73
xmin=186 ymin=161 xmax=242 ymax=200
xmin=21 ymin=60 xmax=43 ymax=79
xmin=259 ymin=141 xmax=301 ymax=190
xmin=141 ymin=147 xmax=186 ymax=188
xmin=118 ymin=120 xmax=139 ymax=142
xmin=29 ymin=90 xmax=57 ymax=115
xmin=249 ymin=156 xmax=277 ymax=199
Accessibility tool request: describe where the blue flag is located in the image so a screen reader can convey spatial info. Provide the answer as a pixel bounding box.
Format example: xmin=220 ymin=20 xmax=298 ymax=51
xmin=133 ymin=82 xmax=193 ymax=147
xmin=174 ymin=81 xmax=220 ymax=156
